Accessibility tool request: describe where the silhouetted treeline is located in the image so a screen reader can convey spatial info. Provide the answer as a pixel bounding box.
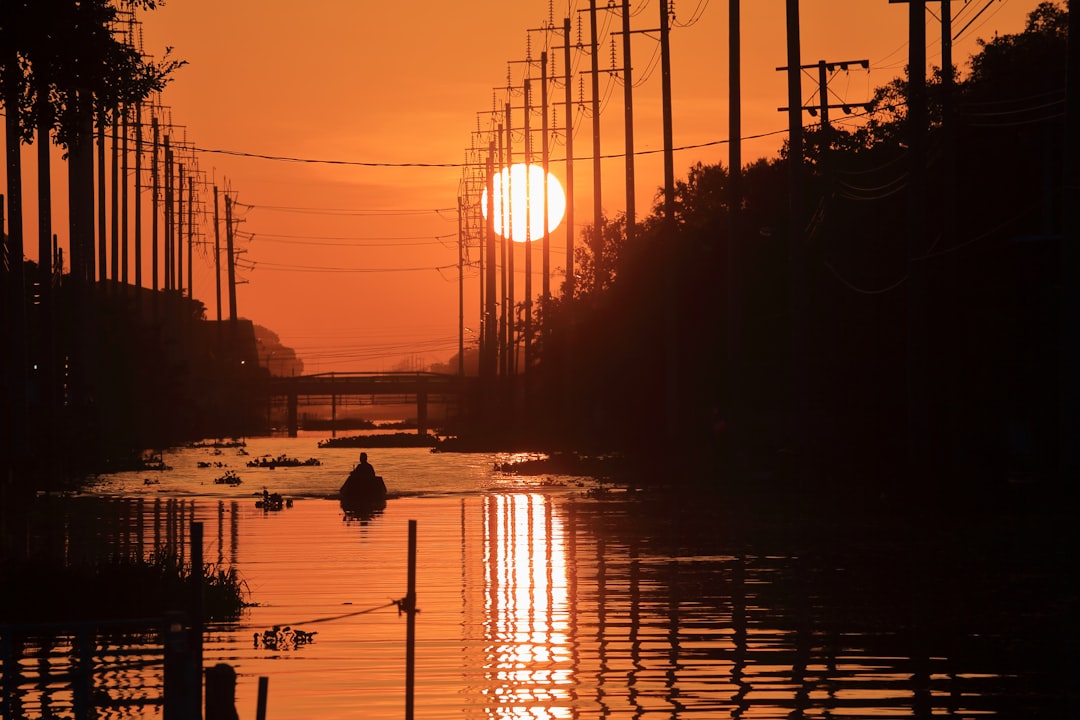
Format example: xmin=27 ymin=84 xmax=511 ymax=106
xmin=8 ymin=273 xmax=269 ymax=486
xmin=525 ymin=2 xmax=1069 ymax=492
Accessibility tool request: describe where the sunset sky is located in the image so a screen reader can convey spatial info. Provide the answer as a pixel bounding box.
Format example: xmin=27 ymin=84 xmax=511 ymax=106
xmin=5 ymin=0 xmax=1040 ymax=373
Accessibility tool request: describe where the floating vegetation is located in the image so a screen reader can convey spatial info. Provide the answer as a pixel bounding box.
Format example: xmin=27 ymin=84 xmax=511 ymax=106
xmin=189 ymin=438 xmax=247 ymax=449
xmin=253 ymin=625 xmax=317 ymax=651
xmin=318 ymin=432 xmax=438 ymax=449
xmin=213 ymin=470 xmax=242 ymax=486
xmin=246 ymin=454 xmax=321 ymax=469
xmin=255 ymin=490 xmax=292 ymax=511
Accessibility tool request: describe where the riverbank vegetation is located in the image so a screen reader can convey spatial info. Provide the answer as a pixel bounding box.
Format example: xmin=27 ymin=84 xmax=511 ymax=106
xmin=0 ymin=548 xmax=249 ymax=624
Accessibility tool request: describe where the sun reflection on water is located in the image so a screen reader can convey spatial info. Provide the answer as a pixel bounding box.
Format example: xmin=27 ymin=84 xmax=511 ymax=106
xmin=476 ymin=494 xmax=573 ymax=719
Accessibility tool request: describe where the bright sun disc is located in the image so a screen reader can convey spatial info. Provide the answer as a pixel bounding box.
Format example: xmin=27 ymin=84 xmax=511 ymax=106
xmin=481 ymin=163 xmax=566 ymax=242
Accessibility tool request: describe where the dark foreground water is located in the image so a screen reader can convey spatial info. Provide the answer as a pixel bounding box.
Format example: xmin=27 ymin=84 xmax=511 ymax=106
xmin=2 ymin=438 xmax=1075 ymax=718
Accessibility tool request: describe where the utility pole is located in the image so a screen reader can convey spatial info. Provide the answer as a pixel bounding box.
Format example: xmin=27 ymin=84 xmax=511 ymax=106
xmin=187 ymin=174 xmax=193 ymax=299
xmin=484 ymin=146 xmax=498 ymax=382
xmin=589 ymin=0 xmax=603 ymax=236
xmin=618 ymin=0 xmax=636 ymax=238
xmin=542 ymin=51 xmax=551 ymax=303
xmin=659 ymin=0 xmax=675 ymax=222
xmin=98 ymin=118 xmax=107 ymax=284
xmin=225 ymin=190 xmax=238 ymax=325
xmin=908 ymin=0 xmax=930 ymax=477
xmin=777 ymin=59 xmax=872 ymax=140
xmin=1061 ymin=0 xmax=1079 ymax=480
xmin=498 ymin=122 xmax=509 ymax=379
xmin=164 ymin=134 xmax=173 ymax=293
xmin=562 ymin=16 xmax=575 ymax=296
xmin=505 ymin=103 xmax=516 ymax=376
xmin=151 ymin=115 xmax=159 ymax=295
xmin=121 ymin=104 xmax=129 ymax=286
xmin=111 ymin=112 xmax=119 ymax=286
xmin=134 ymin=102 xmax=143 ymax=293
xmin=785 ymin=0 xmax=806 ymax=461
xmin=458 ymin=196 xmax=465 ymax=377
xmin=907 ymin=0 xmax=930 ymax=477
xmin=177 ymin=162 xmax=184 ymax=295
xmin=213 ymin=186 xmax=222 ymax=323
xmin=727 ymin=0 xmax=742 ymax=428
xmin=524 ymin=78 xmax=533 ymax=385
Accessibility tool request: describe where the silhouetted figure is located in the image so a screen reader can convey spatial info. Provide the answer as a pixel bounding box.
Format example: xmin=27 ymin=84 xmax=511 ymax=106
xmin=339 ymin=452 xmax=387 ymax=513
xmin=205 ymin=663 xmax=240 ymax=720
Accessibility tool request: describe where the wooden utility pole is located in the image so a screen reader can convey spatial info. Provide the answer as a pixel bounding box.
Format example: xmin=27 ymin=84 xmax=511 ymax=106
xmin=524 ymin=78 xmax=533 ymax=382
xmin=98 ymin=119 xmax=107 ymax=283
xmin=134 ymin=103 xmax=143 ymax=292
xmin=177 ymin=163 xmax=184 ymax=295
xmin=164 ymin=134 xmax=173 ymax=292
xmin=225 ymin=191 xmax=238 ymax=325
xmin=498 ymin=123 xmax=509 ymax=378
xmin=121 ymin=105 xmax=129 ymax=285
xmin=504 ymin=104 xmax=516 ymax=375
xmin=785 ymin=0 xmax=806 ymax=457
xmin=111 ymin=113 xmax=119 ymax=285
xmin=404 ymin=520 xmax=417 ymax=720
xmin=727 ymin=0 xmax=742 ymax=424
xmin=907 ymin=0 xmax=930 ymax=476
xmin=589 ymin=0 xmax=603 ymax=235
xmin=484 ymin=146 xmax=498 ymax=381
xmin=562 ymin=16 xmax=575 ymax=295
xmin=1062 ymin=0 xmax=1079 ymax=480
xmin=36 ymin=101 xmax=54 ymax=421
xmin=458 ymin=196 xmax=465 ymax=377
xmin=659 ymin=0 xmax=675 ymax=221
xmin=152 ymin=116 xmax=160 ymax=294
xmin=621 ymin=0 xmax=636 ymax=238
xmin=891 ymin=0 xmax=941 ymax=480
xmin=213 ymin=186 xmax=222 ymax=323
xmin=187 ymin=174 xmax=193 ymax=298
xmin=542 ymin=51 xmax=551 ymax=302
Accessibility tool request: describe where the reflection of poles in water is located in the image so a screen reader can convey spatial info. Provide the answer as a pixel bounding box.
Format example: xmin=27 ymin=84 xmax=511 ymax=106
xmin=792 ymin=555 xmax=812 ymax=715
xmin=230 ymin=501 xmax=239 ymax=566
xmin=154 ymin=498 xmax=162 ymax=554
xmin=217 ymin=500 xmax=226 ymax=566
xmin=664 ymin=559 xmax=686 ymax=715
xmin=731 ymin=555 xmax=750 ymax=711
xmin=628 ymin=540 xmax=644 ymax=715
xmin=596 ymin=537 xmax=610 ymax=714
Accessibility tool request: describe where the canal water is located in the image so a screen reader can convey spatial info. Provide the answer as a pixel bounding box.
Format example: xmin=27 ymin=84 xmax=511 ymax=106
xmin=6 ymin=435 xmax=1074 ymax=718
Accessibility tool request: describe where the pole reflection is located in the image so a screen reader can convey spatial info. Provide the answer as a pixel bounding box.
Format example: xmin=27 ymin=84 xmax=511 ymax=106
xmin=477 ymin=493 xmax=573 ymax=719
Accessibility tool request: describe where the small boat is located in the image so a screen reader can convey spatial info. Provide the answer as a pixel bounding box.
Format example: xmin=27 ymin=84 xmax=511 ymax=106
xmin=339 ymin=475 xmax=387 ymax=514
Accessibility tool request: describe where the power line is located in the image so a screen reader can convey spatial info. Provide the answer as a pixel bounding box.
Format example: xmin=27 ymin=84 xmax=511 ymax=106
xmin=188 ymin=126 xmax=794 ymax=169
xmin=249 ymin=260 xmax=458 ymax=274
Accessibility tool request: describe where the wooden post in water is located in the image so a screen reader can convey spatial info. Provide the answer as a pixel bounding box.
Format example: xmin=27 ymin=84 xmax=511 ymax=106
xmin=405 ymin=519 xmax=417 ymax=720
xmin=190 ymin=521 xmax=204 ymax=717
xmin=255 ymin=677 xmax=269 ymax=720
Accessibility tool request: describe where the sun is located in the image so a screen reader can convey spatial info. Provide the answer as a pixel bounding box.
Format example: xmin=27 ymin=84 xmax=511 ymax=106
xmin=481 ymin=163 xmax=566 ymax=242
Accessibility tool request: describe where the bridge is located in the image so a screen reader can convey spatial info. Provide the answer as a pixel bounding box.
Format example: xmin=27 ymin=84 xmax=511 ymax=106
xmin=266 ymin=372 xmax=474 ymax=437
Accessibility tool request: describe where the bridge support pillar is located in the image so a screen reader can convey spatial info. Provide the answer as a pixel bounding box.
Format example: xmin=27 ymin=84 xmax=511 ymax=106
xmin=287 ymin=393 xmax=298 ymax=438
xmin=417 ymin=389 xmax=428 ymax=437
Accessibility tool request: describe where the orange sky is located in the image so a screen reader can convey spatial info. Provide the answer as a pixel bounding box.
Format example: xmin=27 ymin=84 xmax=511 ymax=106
xmin=4 ymin=0 xmax=1040 ymax=373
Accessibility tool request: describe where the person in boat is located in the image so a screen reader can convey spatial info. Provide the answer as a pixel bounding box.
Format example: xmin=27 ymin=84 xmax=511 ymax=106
xmin=339 ymin=452 xmax=387 ymax=507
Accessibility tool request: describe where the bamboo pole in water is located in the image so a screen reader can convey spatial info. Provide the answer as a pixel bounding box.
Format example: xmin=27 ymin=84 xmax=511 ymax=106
xmin=406 ymin=519 xmax=417 ymax=720
xmin=256 ymin=676 xmax=269 ymax=720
